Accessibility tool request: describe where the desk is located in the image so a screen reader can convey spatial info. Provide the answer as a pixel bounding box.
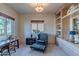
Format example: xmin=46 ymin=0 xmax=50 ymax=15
xmin=10 ymin=39 xmax=19 ymax=48
xmin=0 ymin=39 xmax=19 ymax=56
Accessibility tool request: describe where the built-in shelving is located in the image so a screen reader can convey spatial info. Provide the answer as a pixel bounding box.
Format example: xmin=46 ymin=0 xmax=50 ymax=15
xmin=56 ymin=4 xmax=79 ymax=55
xmin=56 ymin=10 xmax=62 ymax=38
xmin=56 ymin=3 xmax=79 ymax=39
xmin=62 ymin=8 xmax=79 ymax=19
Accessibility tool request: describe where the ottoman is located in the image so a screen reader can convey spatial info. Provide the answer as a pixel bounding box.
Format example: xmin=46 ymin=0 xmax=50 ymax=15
xmin=30 ymin=43 xmax=46 ymax=52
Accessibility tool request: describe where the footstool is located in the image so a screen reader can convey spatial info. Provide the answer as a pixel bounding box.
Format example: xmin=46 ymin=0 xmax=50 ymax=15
xmin=30 ymin=43 xmax=46 ymax=53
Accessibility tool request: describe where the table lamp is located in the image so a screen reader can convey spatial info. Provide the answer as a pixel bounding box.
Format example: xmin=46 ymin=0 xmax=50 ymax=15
xmin=69 ymin=31 xmax=76 ymax=42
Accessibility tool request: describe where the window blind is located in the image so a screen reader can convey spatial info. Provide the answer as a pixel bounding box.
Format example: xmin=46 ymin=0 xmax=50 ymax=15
xmin=0 ymin=12 xmax=15 ymax=20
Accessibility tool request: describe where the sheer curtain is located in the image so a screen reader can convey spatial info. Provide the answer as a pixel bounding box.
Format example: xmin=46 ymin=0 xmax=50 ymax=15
xmin=0 ymin=12 xmax=15 ymax=40
xmin=31 ymin=20 xmax=44 ymax=38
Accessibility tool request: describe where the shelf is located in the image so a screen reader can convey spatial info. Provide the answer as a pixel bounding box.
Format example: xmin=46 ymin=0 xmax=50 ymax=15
xmin=56 ymin=16 xmax=61 ymax=20
xmin=62 ymin=8 xmax=79 ymax=19
xmin=61 ymin=4 xmax=71 ymax=17
xmin=56 ymin=11 xmax=61 ymax=19
xmin=56 ymin=35 xmax=62 ymax=38
xmin=56 ymin=30 xmax=62 ymax=31
xmin=56 ymin=23 xmax=62 ymax=25
xmin=56 ymin=19 xmax=61 ymax=24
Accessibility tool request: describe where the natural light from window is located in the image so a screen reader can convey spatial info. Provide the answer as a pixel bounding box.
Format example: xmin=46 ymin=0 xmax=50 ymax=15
xmin=0 ymin=16 xmax=15 ymax=36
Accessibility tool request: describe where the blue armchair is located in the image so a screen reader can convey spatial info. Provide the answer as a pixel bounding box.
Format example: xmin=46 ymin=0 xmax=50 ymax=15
xmin=30 ymin=33 xmax=48 ymax=53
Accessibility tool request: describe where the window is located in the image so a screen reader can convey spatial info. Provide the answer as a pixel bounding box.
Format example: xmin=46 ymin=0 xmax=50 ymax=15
xmin=0 ymin=17 xmax=5 ymax=35
xmin=38 ymin=23 xmax=44 ymax=32
xmin=0 ymin=13 xmax=15 ymax=36
xmin=31 ymin=20 xmax=44 ymax=33
xmin=7 ymin=18 xmax=12 ymax=35
xmin=32 ymin=23 xmax=37 ymax=32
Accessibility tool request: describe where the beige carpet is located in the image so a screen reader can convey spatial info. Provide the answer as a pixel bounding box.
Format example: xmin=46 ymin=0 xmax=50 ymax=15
xmin=9 ymin=45 xmax=68 ymax=56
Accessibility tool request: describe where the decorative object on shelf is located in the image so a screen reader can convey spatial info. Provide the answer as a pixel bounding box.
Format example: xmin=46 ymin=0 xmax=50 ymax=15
xmin=73 ymin=18 xmax=77 ymax=30
xmin=69 ymin=31 xmax=76 ymax=42
xmin=56 ymin=31 xmax=61 ymax=38
xmin=73 ymin=17 xmax=79 ymax=30
xmin=56 ymin=24 xmax=61 ymax=29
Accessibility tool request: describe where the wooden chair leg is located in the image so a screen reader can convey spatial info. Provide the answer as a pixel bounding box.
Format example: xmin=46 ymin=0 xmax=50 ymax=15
xmin=1 ymin=49 xmax=3 ymax=56
xmin=8 ymin=47 xmax=11 ymax=56
xmin=14 ymin=46 xmax=16 ymax=52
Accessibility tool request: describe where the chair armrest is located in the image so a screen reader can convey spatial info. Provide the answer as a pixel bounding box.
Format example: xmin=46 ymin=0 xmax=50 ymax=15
xmin=36 ymin=40 xmax=45 ymax=43
xmin=36 ymin=40 xmax=47 ymax=45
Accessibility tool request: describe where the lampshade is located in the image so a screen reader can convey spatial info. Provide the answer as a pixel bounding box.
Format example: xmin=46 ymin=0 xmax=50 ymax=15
xmin=69 ymin=31 xmax=76 ymax=35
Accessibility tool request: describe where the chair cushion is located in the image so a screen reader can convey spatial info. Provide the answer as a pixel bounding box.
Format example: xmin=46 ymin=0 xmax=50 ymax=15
xmin=30 ymin=43 xmax=45 ymax=50
xmin=37 ymin=40 xmax=45 ymax=42
xmin=36 ymin=40 xmax=46 ymax=45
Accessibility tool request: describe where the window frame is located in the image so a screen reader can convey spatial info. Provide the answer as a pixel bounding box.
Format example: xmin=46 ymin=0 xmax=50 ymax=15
xmin=31 ymin=20 xmax=44 ymax=33
xmin=0 ymin=16 xmax=6 ymax=36
xmin=0 ymin=12 xmax=15 ymax=36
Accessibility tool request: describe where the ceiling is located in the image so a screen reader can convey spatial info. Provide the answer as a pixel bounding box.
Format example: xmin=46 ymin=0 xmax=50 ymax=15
xmin=6 ymin=3 xmax=64 ymax=14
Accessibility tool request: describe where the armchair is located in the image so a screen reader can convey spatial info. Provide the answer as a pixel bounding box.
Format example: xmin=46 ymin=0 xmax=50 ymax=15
xmin=30 ymin=33 xmax=48 ymax=53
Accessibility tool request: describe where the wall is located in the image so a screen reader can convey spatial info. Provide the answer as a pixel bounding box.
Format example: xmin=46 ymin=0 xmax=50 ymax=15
xmin=19 ymin=13 xmax=56 ymax=45
xmin=0 ymin=4 xmax=20 ymax=43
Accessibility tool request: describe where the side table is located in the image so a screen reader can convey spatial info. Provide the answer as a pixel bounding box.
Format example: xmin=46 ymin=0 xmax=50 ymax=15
xmin=26 ymin=38 xmax=36 ymax=45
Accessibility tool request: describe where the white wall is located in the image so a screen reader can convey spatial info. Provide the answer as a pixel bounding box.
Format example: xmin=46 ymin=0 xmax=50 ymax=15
xmin=19 ymin=13 xmax=56 ymax=44
xmin=0 ymin=4 xmax=20 ymax=42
